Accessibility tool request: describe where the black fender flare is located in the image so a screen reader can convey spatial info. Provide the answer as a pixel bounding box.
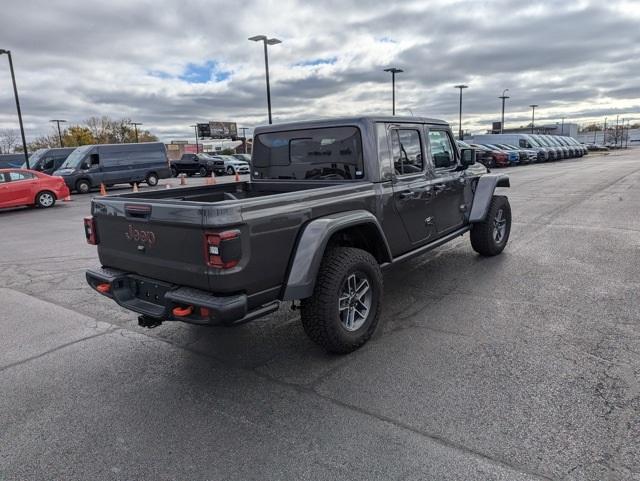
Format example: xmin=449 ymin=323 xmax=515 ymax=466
xmin=469 ymin=174 xmax=510 ymax=223
xmin=282 ymin=210 xmax=392 ymax=301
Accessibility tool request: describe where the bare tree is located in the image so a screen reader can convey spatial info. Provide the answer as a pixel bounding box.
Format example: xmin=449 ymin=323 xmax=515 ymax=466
xmin=0 ymin=128 xmax=20 ymax=154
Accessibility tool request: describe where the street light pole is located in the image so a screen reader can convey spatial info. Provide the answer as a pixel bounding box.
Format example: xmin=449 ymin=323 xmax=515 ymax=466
xmin=131 ymin=122 xmax=143 ymax=143
xmin=249 ymin=35 xmax=282 ymax=125
xmin=49 ymin=119 xmax=67 ymax=147
xmin=529 ymin=105 xmax=538 ymax=134
xmin=383 ymin=68 xmax=403 ymax=116
xmin=626 ymin=120 xmax=630 ymax=148
xmin=239 ymin=127 xmax=249 ymax=153
xmin=453 ymin=85 xmax=468 ymax=139
xmin=603 ymin=117 xmax=607 ymax=145
xmin=560 ymin=117 xmax=565 ymax=136
xmin=498 ymin=89 xmax=509 ymax=134
xmin=190 ymin=124 xmax=199 ymax=153
xmin=0 ymin=49 xmax=29 ymax=168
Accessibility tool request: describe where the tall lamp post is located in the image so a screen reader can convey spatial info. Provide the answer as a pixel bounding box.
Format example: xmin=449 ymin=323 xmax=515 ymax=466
xmin=190 ymin=124 xmax=199 ymax=153
xmin=603 ymin=117 xmax=607 ymax=145
xmin=239 ymin=127 xmax=249 ymax=154
xmin=560 ymin=116 xmax=565 ymax=136
xmin=498 ymin=89 xmax=509 ymax=134
xmin=383 ymin=68 xmax=403 ymax=116
xmin=249 ymin=35 xmax=282 ymax=125
xmin=529 ymin=104 xmax=538 ymax=134
xmin=49 ymin=119 xmax=67 ymax=147
xmin=131 ymin=122 xmax=142 ymax=143
xmin=453 ymin=84 xmax=468 ymax=139
xmin=0 ymin=49 xmax=29 ymax=168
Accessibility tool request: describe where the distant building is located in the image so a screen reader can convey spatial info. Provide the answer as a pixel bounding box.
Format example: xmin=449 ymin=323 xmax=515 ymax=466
xmin=490 ymin=122 xmax=580 ymax=137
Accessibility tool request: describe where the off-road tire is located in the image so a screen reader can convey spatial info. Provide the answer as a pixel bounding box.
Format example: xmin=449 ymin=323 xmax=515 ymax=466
xmin=198 ymin=166 xmax=208 ymax=177
xmin=300 ymin=247 xmax=383 ymax=354
xmin=146 ymin=172 xmax=159 ymax=186
xmin=76 ymin=179 xmax=90 ymax=194
xmin=35 ymin=190 xmax=56 ymax=208
xmin=226 ymin=166 xmax=235 ymax=175
xmin=470 ymin=195 xmax=511 ymax=256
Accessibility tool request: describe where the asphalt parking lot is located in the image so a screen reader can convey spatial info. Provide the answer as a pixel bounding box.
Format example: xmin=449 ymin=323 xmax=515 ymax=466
xmin=1 ymin=151 xmax=639 ymax=481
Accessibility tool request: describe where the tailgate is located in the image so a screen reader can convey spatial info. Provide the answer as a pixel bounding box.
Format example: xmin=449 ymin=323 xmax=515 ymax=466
xmin=93 ymin=199 xmax=211 ymax=290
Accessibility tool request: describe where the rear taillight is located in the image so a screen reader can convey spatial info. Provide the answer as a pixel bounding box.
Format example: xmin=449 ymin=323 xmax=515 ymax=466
xmin=204 ymin=230 xmax=241 ymax=269
xmin=84 ymin=216 xmax=98 ymax=245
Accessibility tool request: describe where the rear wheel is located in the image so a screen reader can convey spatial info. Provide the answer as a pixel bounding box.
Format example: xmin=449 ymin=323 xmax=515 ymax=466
xmin=76 ymin=179 xmax=90 ymax=194
xmin=470 ymin=195 xmax=511 ymax=256
xmin=300 ymin=247 xmax=383 ymax=354
xmin=35 ymin=191 xmax=56 ymax=208
xmin=226 ymin=166 xmax=235 ymax=175
xmin=146 ymin=172 xmax=158 ymax=186
xmin=171 ymin=166 xmax=178 ymax=177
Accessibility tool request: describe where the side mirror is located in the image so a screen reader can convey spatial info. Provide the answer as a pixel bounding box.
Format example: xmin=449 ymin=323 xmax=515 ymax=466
xmin=80 ymin=162 xmax=90 ymax=170
xmin=460 ymin=148 xmax=476 ymax=168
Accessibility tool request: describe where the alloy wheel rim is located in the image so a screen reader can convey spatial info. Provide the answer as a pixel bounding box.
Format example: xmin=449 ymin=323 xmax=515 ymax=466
xmin=493 ymin=208 xmax=507 ymax=242
xmin=338 ymin=272 xmax=372 ymax=332
xmin=40 ymin=193 xmax=54 ymax=207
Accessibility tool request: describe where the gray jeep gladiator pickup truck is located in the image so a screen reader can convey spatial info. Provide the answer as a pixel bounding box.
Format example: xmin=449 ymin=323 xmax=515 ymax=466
xmin=84 ymin=116 xmax=511 ymax=353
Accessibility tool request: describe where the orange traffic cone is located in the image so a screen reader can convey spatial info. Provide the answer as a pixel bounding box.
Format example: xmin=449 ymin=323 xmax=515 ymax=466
xmin=100 ymin=183 xmax=107 ymax=195
xmin=235 ymin=171 xmax=240 ymax=182
xmin=132 ymin=183 xmax=139 ymax=193
xmin=211 ymin=171 xmax=216 ymax=184
xmin=63 ymin=192 xmax=72 ymax=202
xmin=165 ymin=183 xmax=172 ymax=189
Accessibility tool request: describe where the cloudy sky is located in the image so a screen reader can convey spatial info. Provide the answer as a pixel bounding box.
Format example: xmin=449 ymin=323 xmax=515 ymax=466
xmin=1 ymin=0 xmax=639 ymax=142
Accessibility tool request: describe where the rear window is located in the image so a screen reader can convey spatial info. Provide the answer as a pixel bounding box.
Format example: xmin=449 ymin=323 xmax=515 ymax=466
xmin=253 ymin=127 xmax=364 ymax=181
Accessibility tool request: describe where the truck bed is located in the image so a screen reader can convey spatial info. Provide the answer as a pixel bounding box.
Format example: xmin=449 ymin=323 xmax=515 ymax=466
xmin=90 ymin=180 xmax=379 ymax=305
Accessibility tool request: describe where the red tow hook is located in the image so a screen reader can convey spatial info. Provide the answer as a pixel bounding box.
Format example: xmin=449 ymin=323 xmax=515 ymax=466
xmin=96 ymin=283 xmax=111 ymax=294
xmin=172 ymin=305 xmax=194 ymax=317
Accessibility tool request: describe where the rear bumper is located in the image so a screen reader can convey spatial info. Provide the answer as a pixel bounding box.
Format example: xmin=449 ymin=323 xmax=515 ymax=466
xmin=86 ymin=266 xmax=278 ymax=326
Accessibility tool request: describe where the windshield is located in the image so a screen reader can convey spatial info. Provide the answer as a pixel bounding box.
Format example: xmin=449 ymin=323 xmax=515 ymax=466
xmin=59 ymin=145 xmax=92 ymax=169
xmin=253 ymin=126 xmax=364 ymax=181
xmin=23 ymin=149 xmax=46 ymax=168
xmin=523 ymin=135 xmax=541 ymax=147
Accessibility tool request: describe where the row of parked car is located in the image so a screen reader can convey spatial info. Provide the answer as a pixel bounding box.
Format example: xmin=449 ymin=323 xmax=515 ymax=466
xmin=458 ymin=134 xmax=588 ymax=168
xmin=0 ymin=142 xmax=252 ymax=210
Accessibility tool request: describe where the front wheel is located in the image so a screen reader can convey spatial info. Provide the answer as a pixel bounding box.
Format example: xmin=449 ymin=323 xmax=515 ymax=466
xmin=300 ymin=247 xmax=383 ymax=354
xmin=35 ymin=191 xmax=56 ymax=208
xmin=146 ymin=173 xmax=158 ymax=186
xmin=470 ymin=195 xmax=511 ymax=256
xmin=226 ymin=166 xmax=235 ymax=175
xmin=198 ymin=166 xmax=208 ymax=177
xmin=76 ymin=179 xmax=90 ymax=194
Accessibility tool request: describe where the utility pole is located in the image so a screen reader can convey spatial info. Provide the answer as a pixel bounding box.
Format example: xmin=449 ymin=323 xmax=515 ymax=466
xmin=190 ymin=124 xmax=199 ymax=153
xmin=498 ymin=89 xmax=509 ymax=134
xmin=603 ymin=118 xmax=607 ymax=145
xmin=625 ymin=120 xmax=630 ymax=148
xmin=131 ymin=122 xmax=143 ymax=143
xmin=560 ymin=117 xmax=565 ymax=136
xmin=615 ymin=115 xmax=619 ymax=148
xmin=0 ymin=49 xmax=29 ymax=168
xmin=529 ymin=105 xmax=538 ymax=134
xmin=239 ymin=127 xmax=249 ymax=153
xmin=454 ymin=84 xmax=468 ymax=139
xmin=50 ymin=119 xmax=67 ymax=147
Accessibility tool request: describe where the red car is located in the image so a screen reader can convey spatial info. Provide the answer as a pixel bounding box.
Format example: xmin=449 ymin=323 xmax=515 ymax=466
xmin=0 ymin=168 xmax=70 ymax=209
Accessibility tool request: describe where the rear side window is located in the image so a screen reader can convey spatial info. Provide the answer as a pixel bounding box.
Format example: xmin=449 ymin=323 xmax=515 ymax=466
xmin=253 ymin=127 xmax=364 ymax=181
xmin=390 ymin=129 xmax=423 ymax=175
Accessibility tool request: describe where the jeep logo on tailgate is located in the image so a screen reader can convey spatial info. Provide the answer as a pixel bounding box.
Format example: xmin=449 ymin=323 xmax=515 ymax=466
xmin=125 ymin=224 xmax=156 ymax=245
